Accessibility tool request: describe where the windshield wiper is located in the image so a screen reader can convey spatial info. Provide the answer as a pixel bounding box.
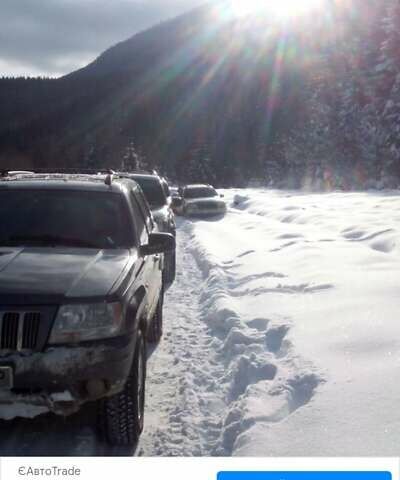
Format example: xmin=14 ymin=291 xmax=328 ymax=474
xmin=4 ymin=235 xmax=100 ymax=249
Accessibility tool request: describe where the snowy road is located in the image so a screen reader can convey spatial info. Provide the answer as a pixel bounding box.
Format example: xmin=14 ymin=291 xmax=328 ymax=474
xmin=0 ymin=189 xmax=399 ymax=456
xmin=137 ymin=220 xmax=227 ymax=456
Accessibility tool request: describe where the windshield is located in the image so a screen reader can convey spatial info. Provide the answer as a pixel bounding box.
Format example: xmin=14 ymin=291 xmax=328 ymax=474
xmin=133 ymin=177 xmax=167 ymax=209
xmin=0 ymin=190 xmax=132 ymax=249
xmin=183 ymin=187 xmax=218 ymax=199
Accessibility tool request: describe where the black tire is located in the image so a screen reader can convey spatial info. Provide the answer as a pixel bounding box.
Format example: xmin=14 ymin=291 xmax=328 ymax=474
xmin=147 ymin=288 xmax=164 ymax=343
xmin=163 ymin=250 xmax=176 ymax=287
xmin=101 ymin=330 xmax=146 ymax=446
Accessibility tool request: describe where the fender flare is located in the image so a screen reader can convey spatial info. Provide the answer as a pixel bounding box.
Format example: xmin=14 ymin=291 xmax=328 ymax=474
xmin=126 ymin=285 xmax=148 ymax=336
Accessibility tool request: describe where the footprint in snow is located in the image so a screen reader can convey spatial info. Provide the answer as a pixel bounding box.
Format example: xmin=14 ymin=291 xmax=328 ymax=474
xmin=265 ymin=325 xmax=290 ymax=353
xmin=270 ymin=241 xmax=298 ymax=252
xmin=370 ymin=239 xmax=396 ymax=253
xmin=277 ymin=233 xmax=304 ymax=240
xmin=229 ymin=355 xmax=278 ymax=400
xmin=282 ymin=206 xmax=303 ymax=211
xmin=246 ymin=318 xmax=270 ymax=332
xmin=286 ymin=373 xmax=322 ymax=412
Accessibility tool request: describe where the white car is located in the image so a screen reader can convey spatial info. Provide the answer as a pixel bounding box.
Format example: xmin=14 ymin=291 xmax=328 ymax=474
xmin=180 ymin=184 xmax=227 ymax=217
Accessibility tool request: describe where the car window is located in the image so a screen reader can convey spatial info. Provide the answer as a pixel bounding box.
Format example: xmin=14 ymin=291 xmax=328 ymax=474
xmin=136 ymin=190 xmax=154 ymax=232
xmin=130 ymin=191 xmax=149 ymax=245
xmin=0 ymin=189 xmax=133 ymax=249
xmin=132 ymin=176 xmax=167 ymax=209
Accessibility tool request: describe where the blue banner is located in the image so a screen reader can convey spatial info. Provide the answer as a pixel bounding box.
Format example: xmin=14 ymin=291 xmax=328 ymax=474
xmin=218 ymin=473 xmax=391 ymax=480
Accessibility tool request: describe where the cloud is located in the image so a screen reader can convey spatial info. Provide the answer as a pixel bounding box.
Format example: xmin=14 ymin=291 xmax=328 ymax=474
xmin=0 ymin=0 xmax=204 ymax=77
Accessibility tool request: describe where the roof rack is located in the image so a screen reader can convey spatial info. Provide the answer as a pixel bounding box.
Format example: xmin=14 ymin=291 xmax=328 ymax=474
xmin=0 ymin=168 xmax=163 ymax=186
xmin=37 ymin=168 xmax=116 ymax=175
xmin=116 ymin=169 xmax=156 ymax=176
xmin=0 ymin=168 xmax=116 ymax=176
xmin=0 ymin=168 xmax=118 ymax=186
xmin=0 ymin=170 xmax=34 ymax=177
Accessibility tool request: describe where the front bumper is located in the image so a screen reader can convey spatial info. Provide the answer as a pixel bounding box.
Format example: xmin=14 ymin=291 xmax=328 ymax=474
xmin=0 ymin=334 xmax=135 ymax=419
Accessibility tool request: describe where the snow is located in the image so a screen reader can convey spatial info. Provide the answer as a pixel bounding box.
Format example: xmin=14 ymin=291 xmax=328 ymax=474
xmin=0 ymin=403 xmax=49 ymax=421
xmin=0 ymin=188 xmax=399 ymax=456
xmin=140 ymin=188 xmax=400 ymax=456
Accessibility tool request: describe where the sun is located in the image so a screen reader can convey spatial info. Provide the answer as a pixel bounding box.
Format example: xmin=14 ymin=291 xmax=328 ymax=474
xmin=231 ymin=0 xmax=323 ymax=19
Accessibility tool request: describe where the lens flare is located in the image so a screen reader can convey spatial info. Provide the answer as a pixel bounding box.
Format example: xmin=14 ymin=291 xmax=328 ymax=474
xmin=231 ymin=0 xmax=323 ymax=19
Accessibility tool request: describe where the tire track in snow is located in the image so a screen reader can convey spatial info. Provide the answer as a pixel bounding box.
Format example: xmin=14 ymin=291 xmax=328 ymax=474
xmin=137 ymin=219 xmax=227 ymax=456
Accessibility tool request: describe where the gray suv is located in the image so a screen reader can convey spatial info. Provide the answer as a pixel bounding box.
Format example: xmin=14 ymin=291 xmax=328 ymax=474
xmin=0 ymin=170 xmax=175 ymax=446
xmin=118 ymin=172 xmax=176 ymax=287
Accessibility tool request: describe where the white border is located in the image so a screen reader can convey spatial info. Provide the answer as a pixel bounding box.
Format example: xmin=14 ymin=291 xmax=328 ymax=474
xmin=1 ymin=457 xmax=398 ymax=480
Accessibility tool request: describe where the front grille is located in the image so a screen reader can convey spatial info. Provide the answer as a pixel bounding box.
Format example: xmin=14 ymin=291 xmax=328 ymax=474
xmin=1 ymin=313 xmax=19 ymax=349
xmin=0 ymin=311 xmax=41 ymax=351
xmin=22 ymin=313 xmax=41 ymax=349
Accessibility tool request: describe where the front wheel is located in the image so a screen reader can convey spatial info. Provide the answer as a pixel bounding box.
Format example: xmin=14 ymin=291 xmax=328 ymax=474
xmin=101 ymin=330 xmax=146 ymax=446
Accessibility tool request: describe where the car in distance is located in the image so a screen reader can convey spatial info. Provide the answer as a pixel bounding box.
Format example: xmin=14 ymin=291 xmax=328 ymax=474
xmin=0 ymin=170 xmax=175 ymax=446
xmin=180 ymin=184 xmax=227 ymax=217
xmin=118 ymin=172 xmax=176 ymax=288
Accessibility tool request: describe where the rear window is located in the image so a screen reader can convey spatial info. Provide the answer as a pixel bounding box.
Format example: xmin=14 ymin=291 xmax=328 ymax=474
xmin=0 ymin=189 xmax=133 ymax=249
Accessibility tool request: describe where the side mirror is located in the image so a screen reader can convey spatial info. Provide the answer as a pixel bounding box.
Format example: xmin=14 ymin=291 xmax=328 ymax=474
xmin=220 ymin=194 xmax=224 ymax=198
xmin=172 ymin=196 xmax=183 ymax=207
xmin=141 ymin=233 xmax=175 ymax=256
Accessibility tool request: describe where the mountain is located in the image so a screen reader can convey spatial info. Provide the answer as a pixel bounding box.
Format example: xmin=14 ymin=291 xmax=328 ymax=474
xmin=0 ymin=0 xmax=399 ymax=188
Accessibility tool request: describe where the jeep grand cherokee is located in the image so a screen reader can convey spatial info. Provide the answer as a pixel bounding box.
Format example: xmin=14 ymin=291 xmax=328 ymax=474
xmin=0 ymin=171 xmax=175 ymax=446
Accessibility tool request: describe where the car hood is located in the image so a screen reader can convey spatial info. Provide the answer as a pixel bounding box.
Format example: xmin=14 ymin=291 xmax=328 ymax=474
xmin=0 ymin=247 xmax=134 ymax=302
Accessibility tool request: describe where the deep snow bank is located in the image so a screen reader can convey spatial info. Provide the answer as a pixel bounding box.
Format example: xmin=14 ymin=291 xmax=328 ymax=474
xmin=189 ymin=189 xmax=400 ymax=456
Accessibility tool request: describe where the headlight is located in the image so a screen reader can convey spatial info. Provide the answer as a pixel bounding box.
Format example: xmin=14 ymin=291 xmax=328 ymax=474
xmin=49 ymin=303 xmax=123 ymax=344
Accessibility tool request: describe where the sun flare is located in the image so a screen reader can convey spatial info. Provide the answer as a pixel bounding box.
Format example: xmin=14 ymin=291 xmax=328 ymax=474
xmin=231 ymin=0 xmax=323 ymax=19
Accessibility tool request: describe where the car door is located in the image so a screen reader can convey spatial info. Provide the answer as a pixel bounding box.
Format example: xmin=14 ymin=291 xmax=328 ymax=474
xmin=130 ymin=190 xmax=162 ymax=318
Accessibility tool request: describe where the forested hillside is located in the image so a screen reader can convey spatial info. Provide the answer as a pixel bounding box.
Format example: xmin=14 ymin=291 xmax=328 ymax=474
xmin=0 ymin=0 xmax=399 ymax=188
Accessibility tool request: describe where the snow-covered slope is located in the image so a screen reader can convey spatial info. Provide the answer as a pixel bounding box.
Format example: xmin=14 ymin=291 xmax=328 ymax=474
xmin=140 ymin=188 xmax=400 ymax=456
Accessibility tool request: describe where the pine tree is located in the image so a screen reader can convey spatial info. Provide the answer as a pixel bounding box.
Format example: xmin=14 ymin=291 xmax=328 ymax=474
xmin=121 ymin=141 xmax=140 ymax=171
xmin=378 ymin=0 xmax=400 ymax=183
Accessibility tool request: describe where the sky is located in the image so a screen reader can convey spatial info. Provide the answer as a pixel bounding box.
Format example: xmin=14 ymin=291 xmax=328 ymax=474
xmin=0 ymin=0 xmax=205 ymax=78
